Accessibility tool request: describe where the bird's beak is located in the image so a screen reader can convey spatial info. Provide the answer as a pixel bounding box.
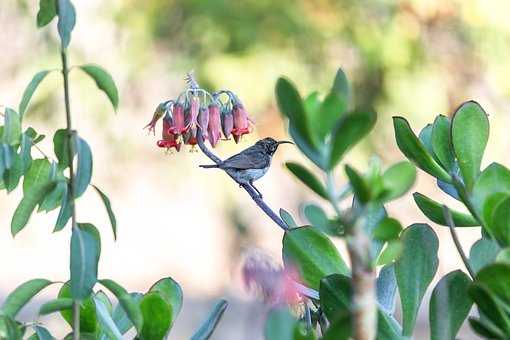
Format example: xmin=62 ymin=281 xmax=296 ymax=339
xmin=277 ymin=140 xmax=294 ymax=145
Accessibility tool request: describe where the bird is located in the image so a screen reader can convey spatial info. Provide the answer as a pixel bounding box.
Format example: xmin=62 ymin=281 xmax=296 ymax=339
xmin=200 ymin=137 xmax=293 ymax=197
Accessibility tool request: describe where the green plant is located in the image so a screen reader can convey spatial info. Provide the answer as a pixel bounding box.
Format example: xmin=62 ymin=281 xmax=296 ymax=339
xmin=0 ymin=2 xmax=226 ymax=339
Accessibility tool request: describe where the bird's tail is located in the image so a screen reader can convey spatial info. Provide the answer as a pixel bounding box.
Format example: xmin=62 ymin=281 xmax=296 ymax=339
xmin=199 ymin=164 xmax=219 ymax=169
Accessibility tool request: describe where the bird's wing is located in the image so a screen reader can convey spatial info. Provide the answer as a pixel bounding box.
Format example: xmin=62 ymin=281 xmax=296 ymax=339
xmin=219 ymin=148 xmax=269 ymax=169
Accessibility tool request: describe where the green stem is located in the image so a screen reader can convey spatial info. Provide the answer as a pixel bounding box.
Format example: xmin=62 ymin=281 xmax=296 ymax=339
xmin=61 ymin=49 xmax=80 ymax=340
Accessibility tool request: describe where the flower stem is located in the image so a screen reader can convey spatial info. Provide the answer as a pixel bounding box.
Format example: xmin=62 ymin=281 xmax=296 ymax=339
xmin=61 ymin=49 xmax=80 ymax=340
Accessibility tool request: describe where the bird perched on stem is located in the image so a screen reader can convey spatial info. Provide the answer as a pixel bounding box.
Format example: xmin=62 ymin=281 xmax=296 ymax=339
xmin=200 ymin=137 xmax=293 ymax=197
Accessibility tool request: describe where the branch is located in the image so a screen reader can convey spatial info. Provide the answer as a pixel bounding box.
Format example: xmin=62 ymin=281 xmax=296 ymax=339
xmin=196 ymin=131 xmax=289 ymax=231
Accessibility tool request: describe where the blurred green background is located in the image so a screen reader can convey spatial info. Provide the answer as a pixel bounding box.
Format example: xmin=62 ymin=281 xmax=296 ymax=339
xmin=2 ymin=0 xmax=510 ymax=338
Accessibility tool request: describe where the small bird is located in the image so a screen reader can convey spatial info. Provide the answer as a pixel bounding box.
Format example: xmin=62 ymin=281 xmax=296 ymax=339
xmin=200 ymin=137 xmax=293 ymax=197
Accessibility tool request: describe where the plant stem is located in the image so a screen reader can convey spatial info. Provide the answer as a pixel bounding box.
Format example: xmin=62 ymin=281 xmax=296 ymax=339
xmin=196 ymin=131 xmax=288 ymax=231
xmin=61 ymin=49 xmax=80 ymax=340
xmin=443 ymin=205 xmax=476 ymax=279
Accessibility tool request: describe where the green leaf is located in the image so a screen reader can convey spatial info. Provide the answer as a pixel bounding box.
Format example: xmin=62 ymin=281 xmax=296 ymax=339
xmin=57 ymin=0 xmax=76 ymax=49
xmin=3 ymin=149 xmax=23 ymax=192
xmin=149 ymin=277 xmax=183 ymax=323
xmin=73 ymin=135 xmax=92 ymax=197
xmin=468 ymin=317 xmax=506 ymax=339
xmin=58 ymin=283 xmax=97 ymax=333
xmin=263 ymin=307 xmax=298 ymax=340
xmin=39 ymin=180 xmax=66 ymax=213
xmin=279 ymin=208 xmax=298 ymax=229
xmin=380 ymin=161 xmax=416 ymax=201
xmin=92 ymin=185 xmax=117 ymax=240
xmin=99 ymin=279 xmax=143 ymax=333
xmin=11 ymin=159 xmax=53 ymax=236
xmin=392 ymin=116 xmax=451 ymax=182
xmin=285 ymin=162 xmax=328 ymax=199
xmin=489 ymin=196 xmax=510 ymax=246
xmin=19 ymin=71 xmax=51 ymax=118
xmin=282 ymin=227 xmax=349 ymax=289
xmin=497 ymin=248 xmax=510 ymax=264
xmin=322 ymin=313 xmax=351 ymax=340
xmin=112 ymin=292 xmax=143 ymax=334
xmin=289 ymin=124 xmax=326 ymax=170
xmin=190 ymin=300 xmax=228 ymax=340
xmin=469 ymin=237 xmax=500 ymax=274
xmin=476 ymin=263 xmax=510 ymax=305
xmin=431 ymin=115 xmax=455 ymax=171
xmin=139 ymin=292 xmax=172 ymax=340
xmin=451 ymin=101 xmax=489 ymax=192
xmin=33 ymin=326 xmax=55 ymax=340
xmin=276 ymin=78 xmax=316 ymax=149
xmin=54 ymin=184 xmax=72 ymax=231
xmin=319 ymin=274 xmax=351 ymax=320
xmin=377 ymin=240 xmax=402 ymax=266
xmin=0 ymin=315 xmax=22 ymax=340
xmin=429 ymin=270 xmax=473 ymax=340
xmin=395 ymin=224 xmax=439 ymax=336
xmin=303 ymin=204 xmax=343 ymax=237
xmin=93 ymin=296 xmax=122 ymax=340
xmin=39 ymin=298 xmax=73 ymax=315
xmin=2 ymin=108 xmax=22 ymax=146
xmin=377 ymin=310 xmax=404 ymax=340
xmin=303 ymin=92 xmax=321 ymax=118
xmin=79 ymin=65 xmax=119 ymax=111
xmin=70 ymin=223 xmax=101 ymax=300
xmin=331 ymin=68 xmax=350 ymax=104
xmin=37 ymin=0 xmax=57 ymax=27
xmin=0 ymin=279 xmax=52 ymax=317
xmin=376 ymin=264 xmax=397 ymax=314
xmin=468 ymin=283 xmax=510 ymax=334
xmin=473 ymin=163 xmax=510 ymax=219
xmin=314 ymin=92 xmax=346 ymax=140
xmin=373 ymin=217 xmax=402 ymax=241
xmin=329 ymin=110 xmax=376 ymax=169
xmin=345 ymin=165 xmax=370 ymax=202
xmin=413 ymin=192 xmax=479 ymax=226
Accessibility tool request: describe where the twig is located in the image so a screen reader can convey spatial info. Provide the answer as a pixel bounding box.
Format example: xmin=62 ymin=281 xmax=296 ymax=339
xmin=442 ymin=205 xmax=476 ymax=279
xmin=196 ymin=130 xmax=289 ymax=231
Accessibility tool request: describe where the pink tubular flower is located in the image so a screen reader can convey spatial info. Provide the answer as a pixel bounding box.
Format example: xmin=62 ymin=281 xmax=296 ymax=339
xmin=169 ymin=103 xmax=187 ymax=135
xmin=207 ymin=104 xmax=221 ymax=147
xmin=242 ymin=252 xmax=301 ymax=305
xmin=221 ymin=110 xmax=234 ymax=140
xmin=186 ymin=96 xmax=200 ymax=133
xmin=157 ymin=114 xmax=181 ymax=151
xmin=198 ymin=107 xmax=209 ymax=138
xmin=231 ymin=104 xmax=252 ymax=143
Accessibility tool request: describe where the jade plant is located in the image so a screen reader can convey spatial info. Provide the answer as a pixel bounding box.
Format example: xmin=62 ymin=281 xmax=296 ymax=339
xmin=0 ymin=1 xmax=226 ymax=339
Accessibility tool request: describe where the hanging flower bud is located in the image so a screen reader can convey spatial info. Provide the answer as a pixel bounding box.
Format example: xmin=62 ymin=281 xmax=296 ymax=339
xmin=221 ymin=110 xmax=234 ymax=140
xmin=168 ymin=103 xmax=186 ymax=135
xmin=231 ymin=104 xmax=252 ymax=143
xmin=198 ymin=106 xmax=210 ymax=138
xmin=207 ymin=104 xmax=222 ymax=147
xmin=144 ymin=102 xmax=167 ymax=135
xmin=157 ymin=113 xmax=181 ymax=151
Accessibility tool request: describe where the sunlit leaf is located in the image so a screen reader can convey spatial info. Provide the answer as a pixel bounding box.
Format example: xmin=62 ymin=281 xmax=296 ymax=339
xmin=58 ymin=283 xmax=97 ymax=333
xmin=93 ymin=296 xmax=122 ymax=340
xmin=70 ymin=223 xmax=101 ymax=300
xmin=57 ymin=0 xmax=76 ymax=48
xmin=380 ymin=161 xmax=416 ymax=201
xmin=431 ymin=115 xmax=455 ymax=171
xmin=99 ymin=279 xmax=143 ymax=333
xmin=345 ymin=164 xmax=370 ymax=202
xmin=139 ymin=292 xmax=172 ymax=340
xmin=79 ymin=65 xmax=119 ymax=111
xmin=373 ymin=217 xmax=402 ymax=241
xmin=0 ymin=279 xmax=52 ymax=318
xmin=413 ymin=192 xmax=478 ymax=227
xmin=39 ymin=298 xmax=73 ymax=315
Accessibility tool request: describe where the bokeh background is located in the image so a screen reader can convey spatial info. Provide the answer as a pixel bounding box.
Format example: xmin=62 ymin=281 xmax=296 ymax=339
xmin=2 ymin=0 xmax=510 ymax=338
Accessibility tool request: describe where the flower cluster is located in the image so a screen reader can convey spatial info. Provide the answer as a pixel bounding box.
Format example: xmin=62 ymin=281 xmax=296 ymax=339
xmin=145 ymin=74 xmax=254 ymax=152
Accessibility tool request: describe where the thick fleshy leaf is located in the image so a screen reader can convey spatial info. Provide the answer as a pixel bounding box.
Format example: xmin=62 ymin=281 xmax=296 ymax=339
xmin=376 ymin=264 xmax=397 ymax=314
xmin=2 ymin=108 xmax=21 ymax=146
xmin=331 ymin=68 xmax=350 ymax=104
xmin=74 ymin=135 xmax=93 ymax=197
xmin=58 ymin=283 xmax=97 ymax=333
xmin=264 ymin=307 xmax=297 ymax=340
xmin=279 ymin=208 xmax=298 ymax=229
xmin=303 ymin=204 xmax=343 ymax=237
xmin=0 ymin=315 xmax=22 ymax=340
xmin=1 ymin=279 xmax=52 ymax=317
xmin=19 ymin=71 xmax=51 ymax=118
xmin=319 ymin=274 xmax=351 ymax=320
xmin=276 ymin=77 xmax=316 ymax=149
xmin=303 ymin=92 xmax=321 ymax=118
xmin=469 ymin=238 xmax=500 ymax=274
xmin=497 ymin=248 xmax=510 ymax=264
xmin=392 ymin=116 xmax=451 ymax=182
xmin=37 ymin=0 xmax=57 ymax=27
xmin=431 ymin=115 xmax=455 ymax=171
xmin=99 ymin=279 xmax=143 ymax=333
xmin=451 ymin=101 xmax=489 ymax=192
xmin=112 ymin=292 xmax=143 ymax=335
xmin=468 ymin=283 xmax=510 ymax=334
xmin=418 ymin=124 xmax=435 ymax=158
xmin=79 ymin=65 xmax=119 ymax=111
xmin=413 ymin=192 xmax=478 ymax=227
xmin=472 ymin=163 xmax=510 ymax=219
xmin=322 ymin=313 xmax=351 ymax=340
xmin=373 ymin=217 xmax=402 ymax=241
xmin=377 ymin=310 xmax=404 ymax=340
xmin=11 ymin=159 xmax=53 ymax=236
xmin=437 ymin=179 xmax=460 ymax=200
xmin=190 ymin=300 xmax=228 ymax=340
xmin=476 ymin=263 xmax=510 ymax=305
xmin=70 ymin=223 xmax=101 ymax=300
xmin=285 ymin=162 xmax=328 ymax=199
xmin=92 ymin=185 xmax=117 ymax=240
xmin=380 ymin=161 xmax=416 ymax=201
xmin=93 ymin=296 xmax=122 ymax=340
xmin=149 ymin=277 xmax=183 ymax=323
xmin=283 ymin=227 xmax=349 ymax=289
xmin=395 ymin=224 xmax=439 ymax=336
xmin=489 ymin=196 xmax=510 ymax=246
xmin=468 ymin=317 xmax=506 ymax=339
xmin=361 ymin=204 xmax=387 ymax=260
xmin=329 ymin=110 xmax=376 ymax=169
xmin=377 ymin=240 xmax=402 ymax=266
xmin=314 ymin=92 xmax=346 ymax=140
xmin=139 ymin=292 xmax=172 ymax=340
xmin=33 ymin=326 xmax=55 ymax=340
xmin=345 ymin=165 xmax=370 ymax=202
xmin=39 ymin=298 xmax=73 ymax=315
xmin=429 ymin=270 xmax=473 ymax=340
xmin=289 ymin=124 xmax=326 ymax=170
xmin=57 ymin=0 xmax=76 ymax=48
